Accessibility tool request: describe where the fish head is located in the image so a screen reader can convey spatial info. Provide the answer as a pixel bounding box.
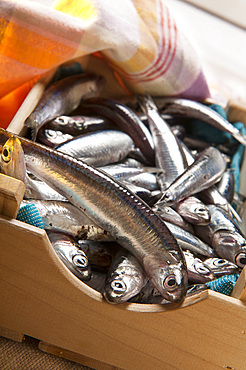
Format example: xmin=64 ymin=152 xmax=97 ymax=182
xmin=178 ymin=199 xmax=211 ymax=225
xmin=0 ymin=136 xmax=26 ymax=182
xmin=235 ymin=248 xmax=246 ymax=269
xmin=145 ymin=259 xmax=188 ymax=303
xmin=40 ymin=129 xmax=73 ymax=147
xmin=203 ymin=257 xmax=238 ymax=276
xmin=104 ymin=266 xmax=145 ymax=304
xmin=212 ymin=230 xmax=246 ymax=267
xmin=184 ymin=251 xmax=214 ymax=283
xmin=71 ymin=251 xmax=91 ymax=280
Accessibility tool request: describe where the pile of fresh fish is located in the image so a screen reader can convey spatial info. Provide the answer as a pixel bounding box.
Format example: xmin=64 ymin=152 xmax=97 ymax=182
xmin=1 ymin=71 xmax=245 ymax=307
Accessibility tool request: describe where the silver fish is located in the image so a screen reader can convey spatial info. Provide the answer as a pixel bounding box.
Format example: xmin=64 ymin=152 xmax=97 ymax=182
xmin=56 ymin=130 xmax=135 ymax=167
xmin=175 ymin=196 xmax=211 ymax=226
xmin=24 ymin=73 xmax=104 ymax=140
xmin=158 ymin=98 xmax=246 ymax=146
xmin=157 ymin=146 xmax=227 ymax=206
xmin=183 ymin=250 xmax=214 ymax=283
xmin=21 ymin=199 xmax=113 ymax=241
xmin=0 ymin=130 xmax=188 ymax=303
xmin=164 ymin=221 xmax=215 ymax=257
xmin=80 ymin=97 xmax=155 ymax=165
xmin=216 ymin=169 xmax=235 ymax=204
xmin=37 ymin=128 xmax=74 ymax=147
xmin=178 ymin=138 xmax=241 ymax=224
xmin=194 ymin=205 xmax=246 ymax=268
xmin=203 ymin=257 xmax=238 ymax=277
xmin=48 ymin=115 xmax=113 ymax=136
xmin=47 ymin=231 xmax=91 ymax=281
xmin=104 ymin=249 xmax=148 ymax=304
xmin=152 ymin=204 xmax=194 ymax=233
xmin=137 ymin=94 xmax=187 ymax=190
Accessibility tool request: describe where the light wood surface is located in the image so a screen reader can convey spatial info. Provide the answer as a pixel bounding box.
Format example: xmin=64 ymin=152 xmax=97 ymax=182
xmin=1 ymin=212 xmax=246 ymax=369
xmin=0 ymin=327 xmax=24 ymax=342
xmin=0 ymin=173 xmax=25 ymax=218
xmin=39 ymin=341 xmax=122 ymax=370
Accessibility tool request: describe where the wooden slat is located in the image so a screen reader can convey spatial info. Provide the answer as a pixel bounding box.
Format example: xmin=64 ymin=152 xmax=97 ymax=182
xmin=39 ymin=341 xmax=122 ymax=370
xmin=0 ymin=327 xmax=24 ymax=342
xmin=1 ymin=215 xmax=246 ymax=369
xmin=231 ymin=267 xmax=246 ymax=301
xmin=7 ymin=69 xmax=57 ymax=135
xmin=0 ymin=174 xmax=25 ymax=218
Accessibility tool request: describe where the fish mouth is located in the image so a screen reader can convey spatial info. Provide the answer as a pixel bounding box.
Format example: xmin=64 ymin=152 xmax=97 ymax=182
xmin=151 ymin=268 xmax=188 ymax=304
xmin=103 ymin=278 xmax=128 ymax=304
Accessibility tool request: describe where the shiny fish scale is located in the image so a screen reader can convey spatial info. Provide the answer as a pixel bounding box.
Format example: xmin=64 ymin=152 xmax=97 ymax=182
xmin=0 ymin=129 xmax=187 ymax=303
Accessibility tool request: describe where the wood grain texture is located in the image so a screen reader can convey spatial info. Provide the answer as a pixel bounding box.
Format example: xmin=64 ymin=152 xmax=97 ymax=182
xmin=231 ymin=267 xmax=246 ymax=301
xmin=228 ymin=100 xmax=246 ymax=126
xmin=1 ymin=215 xmax=246 ymax=369
xmin=0 ymin=327 xmax=24 ymax=342
xmin=0 ymin=174 xmax=25 ymax=218
xmin=39 ymin=341 xmax=122 ymax=370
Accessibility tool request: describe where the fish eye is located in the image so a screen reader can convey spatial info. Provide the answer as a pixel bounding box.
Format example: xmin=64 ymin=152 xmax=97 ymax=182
xmin=2 ymin=147 xmax=11 ymax=163
xmin=110 ymin=280 xmax=126 ymax=294
xmin=55 ymin=116 xmax=68 ymax=126
xmin=195 ymin=264 xmax=210 ymax=275
xmin=163 ymin=275 xmax=177 ymax=291
xmin=214 ymin=259 xmax=226 ymax=267
xmin=236 ymin=254 xmax=246 ymax=268
xmin=45 ymin=129 xmax=57 ymax=139
xmin=72 ymin=254 xmax=88 ymax=268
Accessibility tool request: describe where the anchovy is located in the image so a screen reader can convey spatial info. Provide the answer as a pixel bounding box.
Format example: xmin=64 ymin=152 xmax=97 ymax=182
xmin=80 ymin=97 xmax=155 ymax=165
xmin=21 ymin=199 xmax=113 ymax=241
xmin=104 ymin=249 xmax=148 ymax=304
xmin=24 ymin=73 xmax=104 ymax=140
xmin=137 ymin=94 xmax=187 ymax=190
xmin=194 ymin=205 xmax=246 ymax=268
xmin=56 ymin=130 xmax=135 ymax=167
xmin=175 ymin=196 xmax=211 ymax=226
xmin=152 ymin=204 xmax=194 ymax=233
xmin=183 ymin=250 xmax=214 ymax=283
xmin=164 ymin=221 xmax=215 ymax=257
xmin=48 ymin=115 xmax=113 ymax=136
xmin=0 ymin=129 xmax=188 ymax=303
xmin=178 ymin=138 xmax=241 ymax=223
xmin=47 ymin=231 xmax=91 ymax=281
xmin=98 ymin=164 xmax=145 ymax=180
xmin=203 ymin=257 xmax=238 ymax=277
xmin=156 ymin=146 xmax=227 ymax=206
xmin=216 ymin=169 xmax=235 ymax=204
xmin=158 ymin=98 xmax=246 ymax=146
xmin=37 ymin=128 xmax=74 ymax=147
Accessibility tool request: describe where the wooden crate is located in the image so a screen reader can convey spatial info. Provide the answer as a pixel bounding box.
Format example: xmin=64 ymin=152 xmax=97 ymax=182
xmin=2 ymin=68 xmax=246 ymax=370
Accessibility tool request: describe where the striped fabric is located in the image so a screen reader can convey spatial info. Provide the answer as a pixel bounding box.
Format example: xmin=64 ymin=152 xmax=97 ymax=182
xmin=0 ymin=0 xmax=210 ymax=104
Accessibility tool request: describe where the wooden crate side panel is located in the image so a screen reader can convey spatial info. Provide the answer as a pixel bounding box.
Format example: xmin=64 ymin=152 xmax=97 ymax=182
xmin=1 ymin=216 xmax=246 ymax=369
